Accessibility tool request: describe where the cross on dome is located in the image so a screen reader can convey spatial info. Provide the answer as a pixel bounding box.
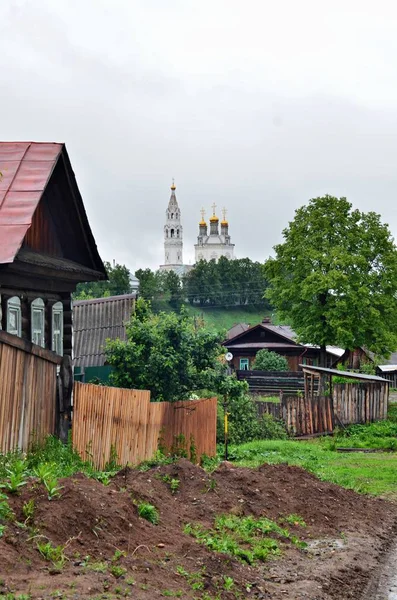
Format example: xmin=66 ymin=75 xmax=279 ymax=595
xmin=210 ymin=202 xmax=219 ymax=222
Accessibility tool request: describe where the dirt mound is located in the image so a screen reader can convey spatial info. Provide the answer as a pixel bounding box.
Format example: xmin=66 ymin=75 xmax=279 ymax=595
xmin=0 ymin=459 xmax=396 ymax=599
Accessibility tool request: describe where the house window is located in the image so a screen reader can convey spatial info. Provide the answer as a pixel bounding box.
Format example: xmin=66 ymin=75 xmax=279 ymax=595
xmin=31 ymin=298 xmax=45 ymax=347
xmin=7 ymin=297 xmax=21 ymax=337
xmin=240 ymin=358 xmax=249 ymax=370
xmin=52 ymin=302 xmax=63 ymax=356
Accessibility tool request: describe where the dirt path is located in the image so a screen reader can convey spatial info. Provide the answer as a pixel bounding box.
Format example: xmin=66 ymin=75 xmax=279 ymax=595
xmin=363 ymin=540 xmax=397 ymax=599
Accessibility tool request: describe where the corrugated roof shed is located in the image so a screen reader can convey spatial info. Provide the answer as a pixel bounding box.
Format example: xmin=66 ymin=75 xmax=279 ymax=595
xmin=301 ymin=365 xmax=388 ymax=382
xmin=73 ymin=293 xmax=136 ymax=368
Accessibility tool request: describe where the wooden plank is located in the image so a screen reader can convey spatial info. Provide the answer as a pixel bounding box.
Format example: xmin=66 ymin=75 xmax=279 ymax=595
xmin=71 ymin=382 xmax=217 ymax=469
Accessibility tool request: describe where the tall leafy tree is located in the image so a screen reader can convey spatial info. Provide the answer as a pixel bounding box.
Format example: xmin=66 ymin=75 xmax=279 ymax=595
xmin=105 ymin=299 xmax=227 ymax=401
xmin=74 ymin=261 xmax=132 ymax=299
xmin=265 ymin=196 xmax=397 ymax=365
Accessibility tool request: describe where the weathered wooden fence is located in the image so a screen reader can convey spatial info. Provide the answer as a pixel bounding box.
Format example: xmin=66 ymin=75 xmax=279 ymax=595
xmin=0 ymin=330 xmax=61 ymax=453
xmin=72 ymin=382 xmax=217 ymax=469
xmin=238 ymin=370 xmax=308 ymax=394
xmin=256 ymin=395 xmax=334 ymax=436
xmin=256 ymin=381 xmax=389 ymax=437
xmin=333 ymin=382 xmax=388 ymax=425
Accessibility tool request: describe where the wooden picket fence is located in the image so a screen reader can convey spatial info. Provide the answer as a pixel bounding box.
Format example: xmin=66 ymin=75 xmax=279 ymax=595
xmin=0 ymin=330 xmax=61 ymax=453
xmin=333 ymin=382 xmax=388 ymax=426
xmin=72 ymin=382 xmax=217 ymax=469
xmin=256 ymin=381 xmax=389 ymax=437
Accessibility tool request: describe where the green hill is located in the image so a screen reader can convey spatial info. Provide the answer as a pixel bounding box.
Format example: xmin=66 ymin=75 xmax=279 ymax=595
xmin=154 ymin=302 xmax=273 ymax=333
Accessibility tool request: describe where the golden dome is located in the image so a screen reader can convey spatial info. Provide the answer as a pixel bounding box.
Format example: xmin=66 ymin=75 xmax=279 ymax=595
xmin=199 ymin=207 xmax=207 ymax=226
xmin=170 ymin=178 xmax=176 ymax=191
xmin=221 ymin=207 xmax=228 ymax=225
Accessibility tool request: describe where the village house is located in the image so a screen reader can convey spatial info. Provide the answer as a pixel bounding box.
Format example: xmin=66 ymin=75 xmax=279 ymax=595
xmin=223 ymin=317 xmax=343 ymax=371
xmin=0 ymin=142 xmax=106 ymax=355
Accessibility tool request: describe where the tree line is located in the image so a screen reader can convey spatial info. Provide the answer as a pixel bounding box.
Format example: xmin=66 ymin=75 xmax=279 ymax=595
xmin=137 ymin=256 xmax=271 ymax=310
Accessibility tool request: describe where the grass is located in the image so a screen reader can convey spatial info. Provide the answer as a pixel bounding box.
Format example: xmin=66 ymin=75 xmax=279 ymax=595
xmin=155 ymin=301 xmax=273 ymax=333
xmin=137 ymin=501 xmax=159 ymax=524
xmin=183 ymin=513 xmax=306 ymax=564
xmin=252 ymin=395 xmax=281 ymax=403
xmin=229 ymin=438 xmax=397 ymax=500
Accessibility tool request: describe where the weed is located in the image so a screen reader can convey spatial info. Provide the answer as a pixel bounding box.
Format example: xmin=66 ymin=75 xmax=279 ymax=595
xmin=170 ymin=478 xmax=179 ymax=494
xmin=37 ymin=541 xmax=66 ymax=569
xmin=126 ymin=577 xmax=135 ymax=585
xmin=189 ymin=434 xmax=197 ymax=464
xmin=176 ymin=565 xmax=206 ymax=591
xmin=112 ymin=549 xmax=127 ymax=562
xmin=0 ymin=460 xmax=27 ymax=494
xmin=159 ymin=474 xmax=180 ymax=494
xmin=93 ymin=472 xmax=113 ymax=486
xmin=85 ymin=561 xmax=108 ymax=573
xmin=22 ymin=499 xmax=35 ymax=522
xmin=110 ymin=565 xmax=127 ymax=578
xmin=223 ymin=576 xmax=234 ymax=590
xmin=204 ymin=478 xmax=217 ymax=493
xmin=44 ymin=476 xmax=63 ymax=500
xmin=171 ymin=434 xmax=187 ymax=458
xmin=0 ymin=493 xmax=13 ymax=521
xmin=0 ymin=525 xmax=6 ymax=537
xmin=137 ymin=502 xmax=159 ymax=524
xmin=33 ymin=463 xmax=55 ymax=484
xmin=104 ymin=445 xmax=120 ymax=472
xmin=281 ymin=514 xmax=306 ymax=527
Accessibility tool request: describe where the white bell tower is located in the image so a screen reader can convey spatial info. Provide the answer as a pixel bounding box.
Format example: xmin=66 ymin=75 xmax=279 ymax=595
xmin=162 ymin=180 xmax=183 ymax=269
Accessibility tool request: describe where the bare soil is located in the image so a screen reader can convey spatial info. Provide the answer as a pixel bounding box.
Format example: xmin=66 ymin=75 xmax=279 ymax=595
xmin=1 ymin=459 xmax=396 ymax=599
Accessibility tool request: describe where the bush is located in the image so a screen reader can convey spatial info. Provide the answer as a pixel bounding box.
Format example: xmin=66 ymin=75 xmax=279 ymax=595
xmin=253 ymin=350 xmax=288 ymax=371
xmin=217 ymin=393 xmax=287 ymax=445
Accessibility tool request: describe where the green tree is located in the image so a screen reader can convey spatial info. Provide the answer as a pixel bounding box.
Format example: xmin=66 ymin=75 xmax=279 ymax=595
xmin=74 ymin=261 xmax=132 ymax=299
xmin=253 ymin=349 xmax=288 ymax=371
xmin=105 ymin=299 xmax=227 ymax=401
xmin=134 ymin=268 xmax=159 ymax=301
xmin=265 ymin=196 xmax=397 ymax=365
xmin=165 ymin=270 xmax=183 ymax=310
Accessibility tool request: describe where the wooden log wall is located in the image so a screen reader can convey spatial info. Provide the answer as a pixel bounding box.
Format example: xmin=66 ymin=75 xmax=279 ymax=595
xmin=72 ymin=382 xmax=217 ymax=470
xmin=281 ymin=395 xmax=335 ymax=436
xmin=333 ymin=382 xmax=389 ymax=425
xmin=255 ymin=401 xmax=282 ymax=420
xmin=0 ymin=330 xmax=61 ymax=453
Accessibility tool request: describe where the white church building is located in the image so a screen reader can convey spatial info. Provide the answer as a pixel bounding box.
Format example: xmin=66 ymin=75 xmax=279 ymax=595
xmin=159 ymin=182 xmax=235 ymax=273
xmin=194 ymin=204 xmax=235 ymax=263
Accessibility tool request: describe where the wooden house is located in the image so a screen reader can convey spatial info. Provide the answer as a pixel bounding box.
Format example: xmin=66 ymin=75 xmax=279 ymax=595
xmin=0 ymin=142 xmax=106 ymax=356
xmin=223 ymin=317 xmax=342 ymax=371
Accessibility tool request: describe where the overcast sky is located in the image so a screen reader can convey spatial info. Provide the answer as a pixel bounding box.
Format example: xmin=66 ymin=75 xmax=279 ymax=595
xmin=1 ymin=0 xmax=397 ymax=273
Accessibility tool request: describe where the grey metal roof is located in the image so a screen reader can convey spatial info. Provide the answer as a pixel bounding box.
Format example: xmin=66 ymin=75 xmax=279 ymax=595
xmin=73 ymin=293 xmax=136 ymax=368
xmin=300 ymin=364 xmax=389 ymax=382
xmin=378 ymin=352 xmax=397 ymax=369
xmin=226 ymin=323 xmax=250 ymax=340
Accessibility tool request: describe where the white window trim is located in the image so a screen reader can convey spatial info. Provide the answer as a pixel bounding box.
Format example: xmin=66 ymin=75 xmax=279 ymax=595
xmin=7 ymin=297 xmax=22 ymax=337
xmin=52 ymin=302 xmax=64 ymax=356
xmin=31 ymin=298 xmax=45 ymax=348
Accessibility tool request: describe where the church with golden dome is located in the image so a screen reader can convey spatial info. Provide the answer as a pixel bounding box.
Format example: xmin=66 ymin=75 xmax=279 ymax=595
xmin=194 ymin=204 xmax=235 ymax=263
xmin=159 ymin=182 xmax=235 ymax=274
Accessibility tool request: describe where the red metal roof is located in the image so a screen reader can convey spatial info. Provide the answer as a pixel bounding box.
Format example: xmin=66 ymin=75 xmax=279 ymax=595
xmin=0 ymin=142 xmax=63 ymax=264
